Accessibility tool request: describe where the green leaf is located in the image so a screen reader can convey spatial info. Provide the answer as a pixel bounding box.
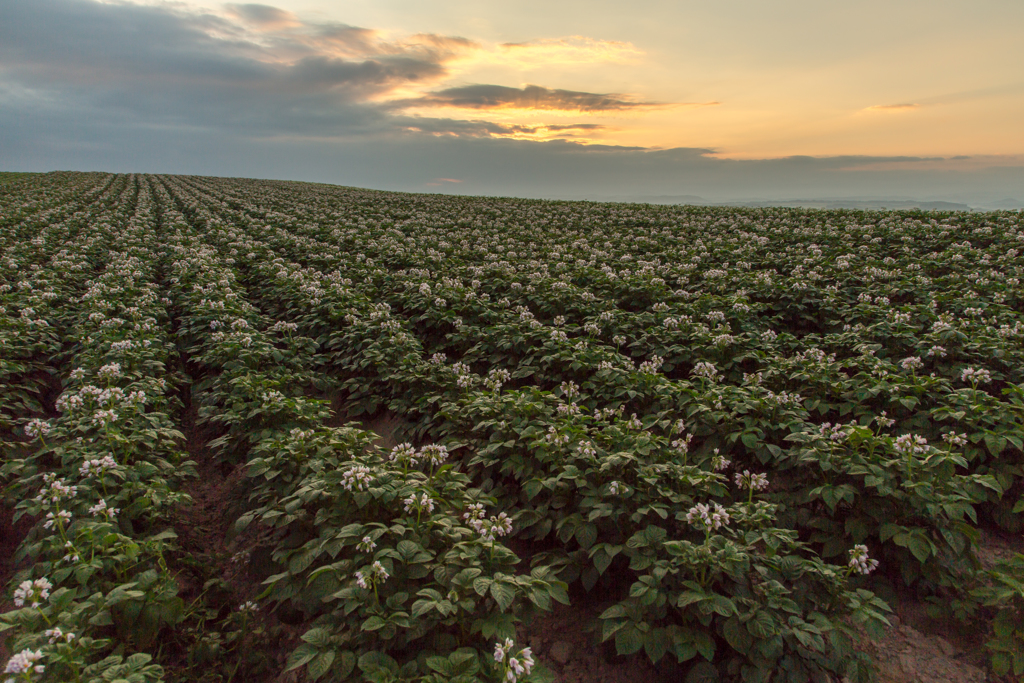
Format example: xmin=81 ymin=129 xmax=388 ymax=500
xmin=301 ymin=627 xmax=332 ymax=648
xmin=710 ymin=594 xmax=736 ymax=617
xmin=644 ymin=627 xmax=670 ymax=664
xmin=411 ymin=599 xmax=436 ymax=618
xmin=285 ymin=644 xmax=319 ymax=672
xmin=490 ymin=582 xmax=516 ymax=612
xmin=693 ymin=629 xmax=716 ymax=661
xmin=308 ymin=650 xmax=336 ymax=681
xmin=722 ymin=616 xmax=752 ymax=653
xmin=985 ymin=434 xmax=1008 ymax=456
xmin=747 ymin=610 xmax=777 ymax=639
xmin=426 ymin=656 xmax=454 ymax=676
xmin=615 ymin=625 xmax=643 ymax=655
xmin=593 ymin=549 xmax=614 ymax=576
xmin=575 ymin=523 xmax=598 ymax=550
xmin=362 ymin=616 xmax=387 ymax=631
xmin=907 ymin=535 xmax=932 ymax=563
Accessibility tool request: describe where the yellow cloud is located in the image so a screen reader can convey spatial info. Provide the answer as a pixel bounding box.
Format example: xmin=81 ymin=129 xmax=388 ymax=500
xmin=862 ymin=103 xmax=920 ymax=113
xmin=496 ymin=36 xmax=644 ymax=66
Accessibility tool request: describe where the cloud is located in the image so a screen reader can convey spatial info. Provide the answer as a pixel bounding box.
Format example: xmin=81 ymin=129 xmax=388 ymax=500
xmin=6 ymin=2 xmax=1019 ymax=206
xmin=395 ymin=117 xmax=607 ymax=140
xmin=0 ymin=0 xmax=627 ymax=143
xmin=837 ymin=154 xmax=1024 ymax=172
xmin=496 ymin=36 xmax=643 ymax=66
xmin=863 ymin=103 xmax=920 ymax=112
xmin=394 ymin=84 xmax=664 ymax=112
xmin=224 ymin=3 xmax=299 ymax=30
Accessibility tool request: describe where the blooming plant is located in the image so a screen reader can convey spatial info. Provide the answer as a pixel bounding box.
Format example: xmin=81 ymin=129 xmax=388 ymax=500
xmin=2 ymin=172 xmax=1022 ymax=682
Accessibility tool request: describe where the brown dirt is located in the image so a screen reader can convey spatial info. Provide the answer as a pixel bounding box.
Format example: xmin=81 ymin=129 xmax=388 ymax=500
xmin=163 ymin=401 xmax=292 ymax=680
xmin=327 ymin=392 xmax=408 ymax=451
xmin=0 ymin=505 xmax=33 ymax=662
xmin=852 ymin=527 xmax=1024 ymax=683
xmin=517 ymin=596 xmax=674 ymax=683
xmin=861 ymin=597 xmax=990 ymax=683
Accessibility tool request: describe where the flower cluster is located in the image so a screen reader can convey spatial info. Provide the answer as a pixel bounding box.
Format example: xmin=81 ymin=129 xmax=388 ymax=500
xmin=403 ymin=492 xmax=436 ymax=515
xmin=893 ymin=433 xmax=929 ymax=456
xmin=847 ymin=545 xmax=879 ymax=575
xmin=341 ymin=465 xmax=373 ymax=491
xmin=734 ymin=470 xmax=769 ymax=491
xmin=686 ymin=502 xmax=730 ymax=533
xmin=12 ymin=578 xmax=52 ymax=609
xmin=485 ymin=368 xmax=511 ymax=391
xmin=464 ymin=505 xmax=514 ymax=542
xmin=960 ymin=367 xmax=991 ymax=385
xmin=4 ymin=649 xmax=45 ymax=680
xmin=493 ymin=638 xmax=535 ymax=683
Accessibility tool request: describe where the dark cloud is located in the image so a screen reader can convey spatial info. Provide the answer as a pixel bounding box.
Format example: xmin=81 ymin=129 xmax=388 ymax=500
xmin=1 ymin=0 xmax=1021 ymax=206
xmin=0 ymin=0 xmax=468 ymax=138
xmin=225 ymin=3 xmax=298 ymax=28
xmin=394 ymin=117 xmax=607 ymax=138
xmin=0 ymin=0 xmax=604 ymax=141
xmin=398 ymin=84 xmax=663 ymax=112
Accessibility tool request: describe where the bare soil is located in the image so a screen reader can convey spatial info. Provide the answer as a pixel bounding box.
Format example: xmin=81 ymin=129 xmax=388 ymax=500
xmin=0 ymin=504 xmax=32 ymax=663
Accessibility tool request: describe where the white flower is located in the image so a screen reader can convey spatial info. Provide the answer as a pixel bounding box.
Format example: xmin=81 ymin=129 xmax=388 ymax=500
xmin=942 ymin=432 xmax=968 ymax=448
xmin=559 ymin=380 xmax=580 ymax=400
xmin=389 ymin=443 xmax=417 ymax=465
xmin=80 ymin=455 xmax=118 ymax=476
xmin=899 ymin=356 xmax=923 ymax=372
xmin=357 ymin=536 xmax=377 ymax=552
xmin=23 ymin=419 xmax=51 ymax=439
xmin=3 ymin=649 xmax=44 ymax=676
xmin=961 ymin=367 xmax=991 ymax=385
xmin=734 ymin=470 xmax=769 ymax=491
xmin=686 ymin=502 xmax=730 ymax=532
xmin=470 ymin=510 xmax=513 ymax=542
xmin=419 ymin=444 xmax=449 ymax=466
xmin=88 ymin=499 xmax=119 ymax=521
xmin=43 ymin=510 xmax=72 ymax=530
xmin=12 ymin=578 xmax=52 ymax=608
xmin=637 ymin=355 xmax=664 ymax=374
xmin=97 ymin=362 xmax=121 ymax=381
xmin=692 ymin=361 xmax=718 ymax=381
xmin=893 ymin=433 xmax=928 ymax=456
xmin=848 ymin=545 xmax=879 ymax=575
xmin=341 ymin=465 xmax=373 ymax=491
xmin=485 ymin=368 xmax=511 ymax=391
xmin=494 ymin=639 xmax=533 ymax=682
xmin=44 ymin=628 xmax=74 ymax=644
xmin=403 ymin=492 xmax=435 ymax=515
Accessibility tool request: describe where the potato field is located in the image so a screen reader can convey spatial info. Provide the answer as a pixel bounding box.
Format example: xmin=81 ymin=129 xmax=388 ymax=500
xmin=1 ymin=172 xmax=1023 ymax=683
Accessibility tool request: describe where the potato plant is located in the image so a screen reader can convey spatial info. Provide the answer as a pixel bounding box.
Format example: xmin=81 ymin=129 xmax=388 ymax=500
xmin=1 ymin=172 xmax=1022 ymax=682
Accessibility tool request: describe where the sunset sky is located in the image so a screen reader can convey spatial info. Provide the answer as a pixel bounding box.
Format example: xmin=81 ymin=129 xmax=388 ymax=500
xmin=2 ymin=0 xmax=1023 ymax=204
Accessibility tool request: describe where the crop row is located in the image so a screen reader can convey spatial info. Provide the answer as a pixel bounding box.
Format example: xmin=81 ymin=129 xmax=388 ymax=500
xmin=2 ymin=172 xmax=1023 ymax=681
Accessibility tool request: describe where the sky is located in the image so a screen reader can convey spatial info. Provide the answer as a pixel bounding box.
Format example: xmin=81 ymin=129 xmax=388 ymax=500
xmin=1 ymin=0 xmax=1023 ymax=205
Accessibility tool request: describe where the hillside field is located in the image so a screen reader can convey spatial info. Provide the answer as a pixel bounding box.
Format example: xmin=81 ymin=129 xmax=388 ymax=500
xmin=1 ymin=172 xmax=1023 ymax=683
